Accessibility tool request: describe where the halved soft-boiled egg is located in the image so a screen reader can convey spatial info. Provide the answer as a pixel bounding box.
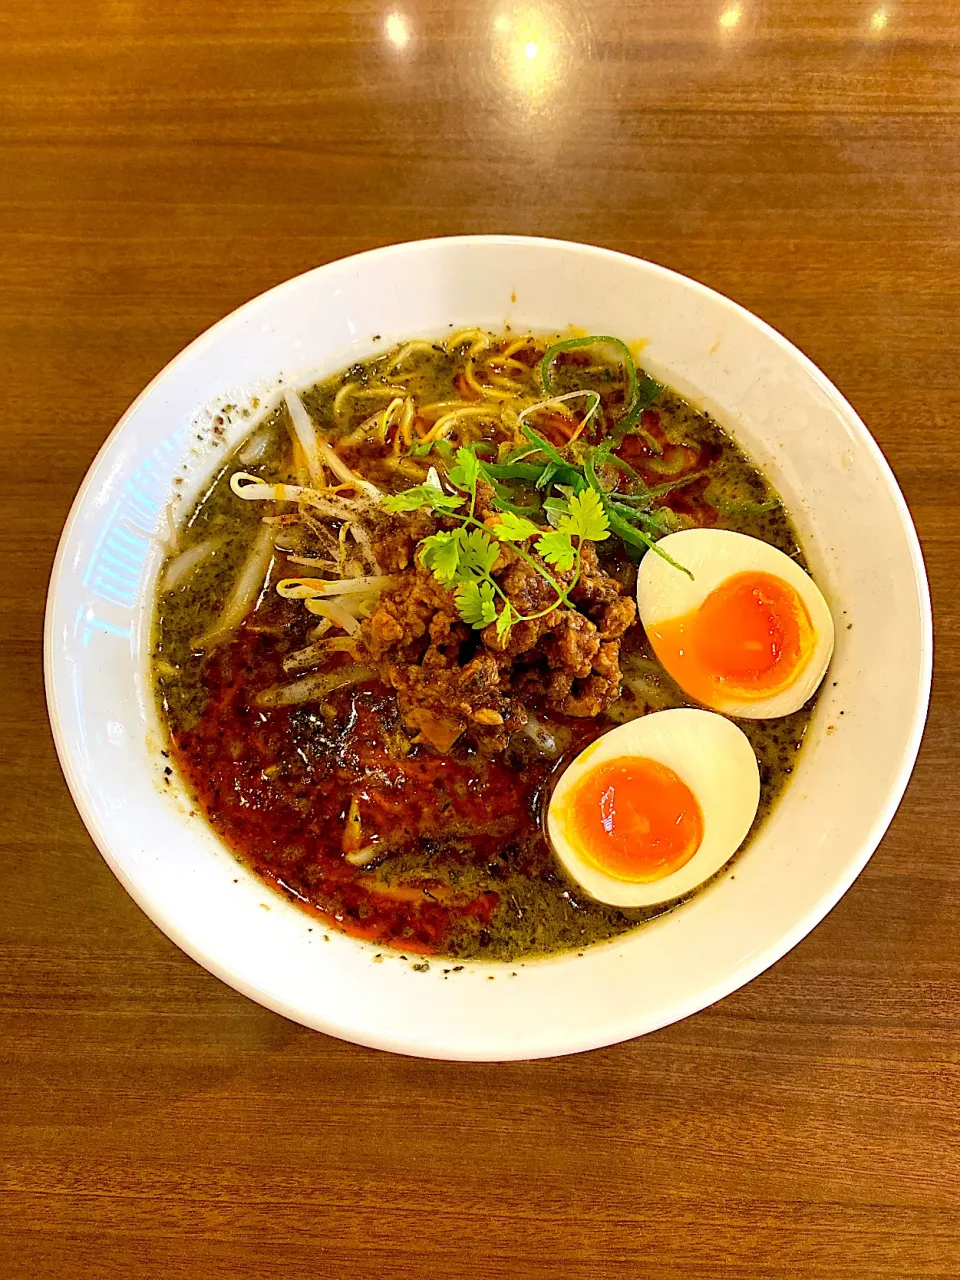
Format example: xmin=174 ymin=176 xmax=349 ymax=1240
xmin=636 ymin=529 xmax=834 ymax=719
xmin=547 ymin=708 xmax=759 ymax=908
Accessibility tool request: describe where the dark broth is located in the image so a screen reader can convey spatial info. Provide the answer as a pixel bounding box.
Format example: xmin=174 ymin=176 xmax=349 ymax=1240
xmin=154 ymin=334 xmax=815 ymax=962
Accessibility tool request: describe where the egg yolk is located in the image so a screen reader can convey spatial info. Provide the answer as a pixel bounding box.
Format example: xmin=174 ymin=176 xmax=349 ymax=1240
xmin=563 ymin=756 xmax=704 ymax=883
xmin=647 ymin=570 xmax=815 ymax=707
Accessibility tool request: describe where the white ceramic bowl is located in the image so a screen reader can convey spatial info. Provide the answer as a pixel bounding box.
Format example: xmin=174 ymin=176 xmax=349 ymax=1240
xmin=45 ymin=236 xmax=931 ymax=1061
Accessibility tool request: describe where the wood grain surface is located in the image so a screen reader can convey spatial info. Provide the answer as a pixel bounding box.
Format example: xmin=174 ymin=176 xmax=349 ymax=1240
xmin=2 ymin=1 xmax=958 ymax=1276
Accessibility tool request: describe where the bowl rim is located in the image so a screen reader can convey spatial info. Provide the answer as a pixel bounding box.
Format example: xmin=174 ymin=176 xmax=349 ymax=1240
xmin=44 ymin=234 xmax=933 ymax=1057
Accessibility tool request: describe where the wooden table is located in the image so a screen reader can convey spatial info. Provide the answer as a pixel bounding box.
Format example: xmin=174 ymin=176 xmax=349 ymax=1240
xmin=2 ymin=2 xmax=958 ymax=1276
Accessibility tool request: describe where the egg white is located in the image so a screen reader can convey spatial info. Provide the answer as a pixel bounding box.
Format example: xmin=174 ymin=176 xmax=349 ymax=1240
xmin=636 ymin=528 xmax=835 ymax=718
xmin=547 ymin=708 xmax=760 ymax=908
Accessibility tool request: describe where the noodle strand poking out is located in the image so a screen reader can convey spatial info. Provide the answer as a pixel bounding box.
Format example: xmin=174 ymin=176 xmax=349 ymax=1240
xmin=388 ymin=339 xmax=438 ymax=370
xmin=448 ymin=328 xmax=495 ymax=357
xmin=339 ymin=397 xmax=408 ymax=449
xmin=333 ymin=381 xmax=408 ymax=423
xmin=419 ymin=405 xmax=499 ymax=445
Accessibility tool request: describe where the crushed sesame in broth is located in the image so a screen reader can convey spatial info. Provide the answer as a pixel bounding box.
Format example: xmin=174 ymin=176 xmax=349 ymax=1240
xmin=153 ymin=332 xmax=816 ymax=962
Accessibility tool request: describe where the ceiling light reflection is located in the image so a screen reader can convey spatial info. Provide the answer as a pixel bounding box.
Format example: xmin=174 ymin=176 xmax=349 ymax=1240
xmin=385 ymin=11 xmax=411 ymax=48
xmin=491 ymin=5 xmax=568 ymax=103
xmin=719 ymin=4 xmax=742 ymax=28
xmin=870 ymin=8 xmax=889 ymax=30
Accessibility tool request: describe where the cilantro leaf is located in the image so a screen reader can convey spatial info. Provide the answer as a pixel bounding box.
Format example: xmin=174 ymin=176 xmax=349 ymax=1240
xmin=382 ymin=487 xmax=434 ymax=513
xmin=558 ymin=487 xmax=610 ymax=543
xmin=382 ymin=484 xmax=465 ymax=515
xmin=420 ymin=531 xmax=461 ymax=585
xmin=457 ymin=527 xmax=499 ymax=579
xmin=455 ymin=579 xmax=496 ymax=628
xmin=448 ymin=446 xmax=481 ymax=494
xmin=535 ymin=530 xmax=577 ymax=572
xmin=492 ymin=512 xmax=541 ymax=542
xmin=495 ymin=601 xmax=517 ymax=642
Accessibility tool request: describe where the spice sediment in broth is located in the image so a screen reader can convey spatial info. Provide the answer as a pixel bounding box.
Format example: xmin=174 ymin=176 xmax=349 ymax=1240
xmin=154 ymin=333 xmax=816 ymax=962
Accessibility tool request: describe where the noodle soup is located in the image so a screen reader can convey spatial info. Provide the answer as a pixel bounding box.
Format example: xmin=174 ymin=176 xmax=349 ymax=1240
xmin=153 ymin=331 xmax=823 ymax=961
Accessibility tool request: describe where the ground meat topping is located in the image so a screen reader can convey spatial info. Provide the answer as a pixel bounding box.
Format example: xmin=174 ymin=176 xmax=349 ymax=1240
xmin=359 ymin=514 xmax=636 ymax=752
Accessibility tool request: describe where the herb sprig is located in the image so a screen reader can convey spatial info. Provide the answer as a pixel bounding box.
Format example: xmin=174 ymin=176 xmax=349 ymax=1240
xmin=384 ymin=334 xmax=695 ymax=638
xmin=514 ymin=423 xmax=694 ymax=578
xmin=382 ymin=448 xmax=610 ymax=642
xmin=412 ymin=336 xmax=692 ymax=564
